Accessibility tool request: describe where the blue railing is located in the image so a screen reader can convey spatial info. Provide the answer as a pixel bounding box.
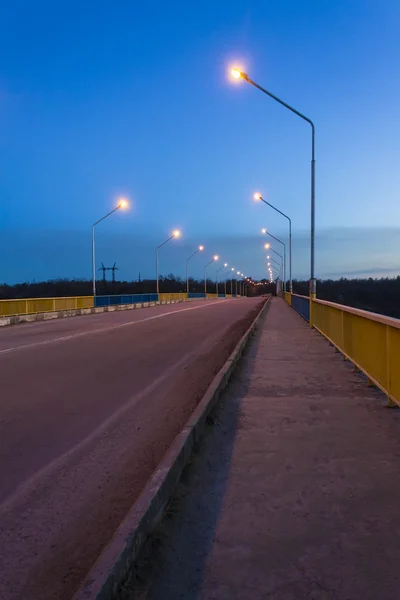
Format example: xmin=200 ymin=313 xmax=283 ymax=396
xmin=291 ymin=294 xmax=310 ymax=321
xmin=95 ymin=294 xmax=158 ymax=307
xmin=188 ymin=292 xmax=206 ymax=299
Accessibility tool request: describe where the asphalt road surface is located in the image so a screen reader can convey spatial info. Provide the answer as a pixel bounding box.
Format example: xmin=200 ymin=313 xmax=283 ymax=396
xmin=0 ymin=297 xmax=264 ymax=600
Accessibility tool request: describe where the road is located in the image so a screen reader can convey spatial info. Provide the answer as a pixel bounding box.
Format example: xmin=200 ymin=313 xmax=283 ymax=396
xmin=0 ymin=297 xmax=264 ymax=600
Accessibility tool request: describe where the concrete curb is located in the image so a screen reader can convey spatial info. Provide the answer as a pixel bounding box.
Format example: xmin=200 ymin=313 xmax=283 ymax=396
xmin=73 ymin=296 xmax=271 ymax=600
xmin=0 ymin=298 xmax=211 ymax=328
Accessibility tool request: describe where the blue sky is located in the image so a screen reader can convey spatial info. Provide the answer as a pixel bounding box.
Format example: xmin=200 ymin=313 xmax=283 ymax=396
xmin=0 ymin=0 xmax=399 ymax=283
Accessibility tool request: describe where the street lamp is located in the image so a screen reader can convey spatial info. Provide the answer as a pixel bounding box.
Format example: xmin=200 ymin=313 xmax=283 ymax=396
xmin=231 ymin=68 xmax=315 ymax=303
xmin=92 ymin=198 xmax=128 ymax=297
xmin=216 ymin=263 xmax=228 ymax=296
xmin=186 ymin=245 xmax=204 ymax=294
xmin=266 ymin=246 xmax=284 ymax=266
xmin=263 ymin=230 xmax=286 ymax=290
xmin=267 ymin=258 xmax=281 ymax=281
xmin=204 ymin=255 xmax=219 ymax=295
xmin=156 ymin=230 xmax=181 ymax=294
xmin=224 ymin=268 xmax=231 ymax=296
xmin=254 ymin=192 xmax=292 ymax=293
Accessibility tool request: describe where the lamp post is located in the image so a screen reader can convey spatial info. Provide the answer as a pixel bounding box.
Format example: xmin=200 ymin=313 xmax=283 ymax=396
xmin=266 ymin=245 xmax=284 ymax=266
xmin=216 ymin=263 xmax=228 ymax=296
xmin=267 ymin=257 xmax=281 ymax=278
xmin=263 ymin=231 xmax=286 ymax=290
xmin=92 ymin=198 xmax=128 ymax=297
xmin=204 ymin=256 xmax=219 ymax=295
xmin=156 ymin=230 xmax=181 ymax=294
xmin=231 ymin=267 xmax=235 ymax=296
xmin=236 ymin=271 xmax=241 ymax=296
xmin=255 ymin=193 xmax=292 ymax=293
xmin=267 ymin=253 xmax=283 ymax=279
xmin=186 ymin=245 xmax=204 ymax=294
xmin=232 ymin=68 xmax=315 ymax=303
xmin=224 ymin=269 xmax=231 ymax=296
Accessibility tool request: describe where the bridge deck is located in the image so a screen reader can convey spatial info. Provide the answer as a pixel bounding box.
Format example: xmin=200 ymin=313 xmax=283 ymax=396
xmin=142 ymin=296 xmax=400 ymax=600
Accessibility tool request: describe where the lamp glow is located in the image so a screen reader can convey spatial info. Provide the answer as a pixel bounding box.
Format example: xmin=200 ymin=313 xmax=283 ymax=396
xmin=213 ymin=255 xmax=219 ymax=261
xmin=231 ymin=68 xmax=241 ymax=79
xmin=173 ymin=229 xmax=181 ymax=238
xmin=199 ymin=245 xmax=204 ymax=251
xmin=118 ymin=198 xmax=128 ymax=209
xmin=254 ymin=192 xmax=262 ymax=201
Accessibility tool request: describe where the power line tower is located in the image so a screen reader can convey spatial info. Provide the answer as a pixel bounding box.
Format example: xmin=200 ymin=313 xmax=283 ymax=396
xmin=111 ymin=262 xmax=119 ymax=282
xmin=99 ymin=262 xmax=108 ymax=282
xmin=98 ymin=262 xmax=119 ymax=282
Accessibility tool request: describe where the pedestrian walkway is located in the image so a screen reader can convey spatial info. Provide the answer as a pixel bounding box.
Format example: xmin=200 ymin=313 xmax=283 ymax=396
xmin=132 ymin=297 xmax=400 ymax=600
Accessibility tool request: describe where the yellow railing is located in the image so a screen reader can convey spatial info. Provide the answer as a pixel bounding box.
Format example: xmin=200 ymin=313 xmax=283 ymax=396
xmin=158 ymin=293 xmax=188 ymax=302
xmin=206 ymin=293 xmax=218 ymax=299
xmin=312 ymin=299 xmax=400 ymax=407
xmin=0 ymin=296 xmax=94 ymax=317
xmin=284 ymin=292 xmax=292 ymax=305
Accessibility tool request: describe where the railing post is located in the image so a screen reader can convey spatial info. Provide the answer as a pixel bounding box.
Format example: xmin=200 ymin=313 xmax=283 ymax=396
xmin=386 ymin=325 xmax=395 ymax=407
xmin=309 ymin=279 xmax=316 ymax=328
xmin=341 ymin=310 xmax=346 ymax=360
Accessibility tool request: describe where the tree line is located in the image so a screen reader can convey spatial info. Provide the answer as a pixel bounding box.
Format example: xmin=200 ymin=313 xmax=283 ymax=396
xmin=292 ymin=276 xmax=400 ymax=319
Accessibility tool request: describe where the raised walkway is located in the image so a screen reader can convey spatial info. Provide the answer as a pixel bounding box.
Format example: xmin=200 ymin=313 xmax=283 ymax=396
xmin=132 ymin=297 xmax=400 ymax=600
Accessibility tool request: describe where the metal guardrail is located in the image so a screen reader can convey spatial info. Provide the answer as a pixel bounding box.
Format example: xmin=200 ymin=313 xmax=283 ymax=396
xmin=291 ymin=294 xmax=310 ymax=321
xmin=0 ymin=290 xmax=236 ymax=318
xmin=0 ymin=296 xmax=94 ymax=317
xmin=95 ymin=294 xmax=159 ymax=307
xmin=158 ymin=293 xmax=187 ymax=302
xmin=313 ymin=299 xmax=400 ymax=407
xmin=283 ymin=292 xmax=400 ymax=407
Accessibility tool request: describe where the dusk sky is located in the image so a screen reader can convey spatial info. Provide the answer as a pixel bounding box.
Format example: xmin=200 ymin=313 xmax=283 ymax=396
xmin=1 ymin=0 xmax=399 ymax=283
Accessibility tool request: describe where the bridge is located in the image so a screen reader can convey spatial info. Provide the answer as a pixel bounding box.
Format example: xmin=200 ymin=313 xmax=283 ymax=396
xmin=0 ymin=292 xmax=399 ymax=599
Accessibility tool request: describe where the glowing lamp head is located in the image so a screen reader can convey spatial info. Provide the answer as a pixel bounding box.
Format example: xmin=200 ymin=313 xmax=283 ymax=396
xmin=172 ymin=229 xmax=181 ymax=238
xmin=254 ymin=192 xmax=262 ymax=201
xmin=231 ymin=267 xmax=234 ymax=271
xmin=267 ymin=255 xmax=270 ymax=259
xmin=262 ymin=228 xmax=267 ymax=235
xmin=265 ymin=243 xmax=271 ymax=249
xmin=118 ymin=198 xmax=128 ymax=209
xmin=237 ymin=271 xmax=240 ymax=275
xmin=231 ymin=68 xmax=241 ymax=79
xmin=224 ymin=263 xmax=228 ymax=267
xmin=213 ymin=255 xmax=219 ymax=261
xmin=268 ymin=263 xmax=271 ymax=266
xmin=199 ymin=245 xmax=204 ymax=251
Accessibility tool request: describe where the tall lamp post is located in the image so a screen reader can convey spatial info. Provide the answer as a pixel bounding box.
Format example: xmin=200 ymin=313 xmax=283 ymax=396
xmin=204 ymin=256 xmax=219 ymax=294
xmin=231 ymin=68 xmax=315 ymax=304
xmin=186 ymin=245 xmax=204 ymax=294
xmin=156 ymin=230 xmax=181 ymax=294
xmin=263 ymin=231 xmax=286 ymax=290
xmin=231 ymin=267 xmax=235 ymax=296
xmin=267 ymin=252 xmax=283 ymax=278
xmin=224 ymin=269 xmax=231 ymax=296
xmin=236 ymin=271 xmax=241 ymax=296
xmin=216 ymin=263 xmax=228 ymax=296
xmin=254 ymin=193 xmax=292 ymax=293
xmin=267 ymin=257 xmax=281 ymax=278
xmin=92 ymin=198 xmax=128 ymax=297
xmin=266 ymin=246 xmax=284 ymax=266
